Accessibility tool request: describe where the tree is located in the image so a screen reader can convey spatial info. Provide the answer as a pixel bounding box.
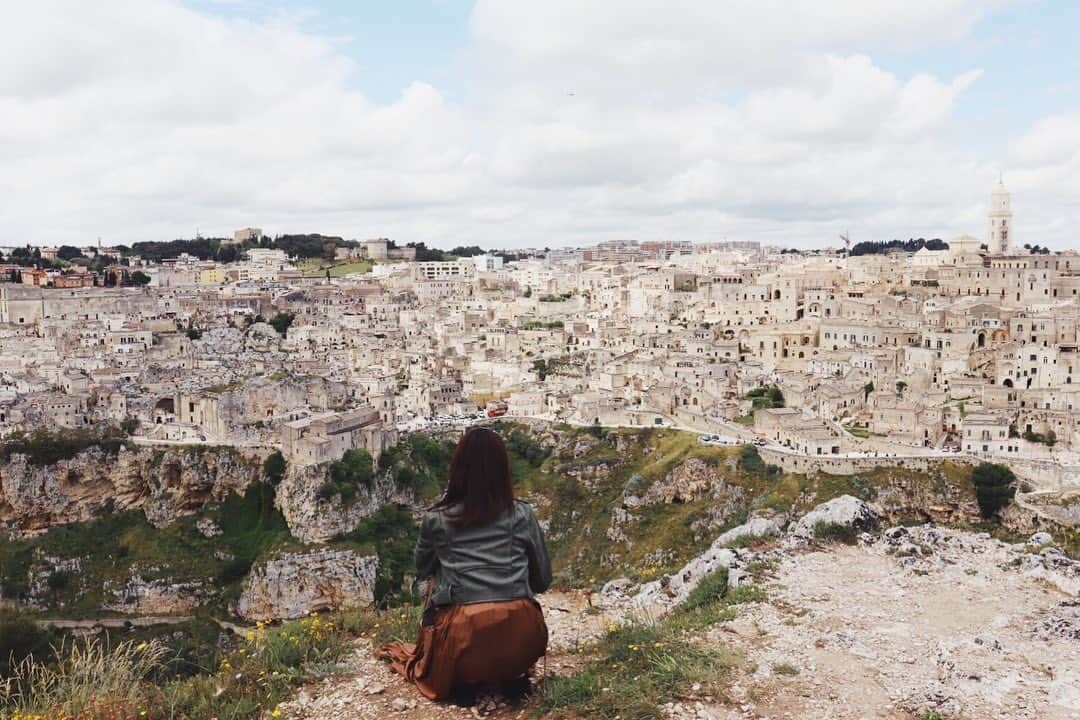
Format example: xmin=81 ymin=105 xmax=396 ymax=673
xmin=128 ymin=270 xmax=151 ymax=286
xmin=269 ymin=312 xmax=295 ymax=337
xmin=863 ymin=381 xmax=875 ymax=401
xmin=322 ymin=241 xmax=338 ymax=262
xmin=262 ymin=451 xmax=286 ymax=485
xmin=971 ymin=462 xmax=1016 ymax=518
xmin=57 ymin=245 xmax=84 ymax=261
xmin=895 ymin=380 xmax=908 ymax=397
xmin=321 ymin=448 xmax=375 ymax=502
xmin=216 ymin=244 xmax=240 ymax=264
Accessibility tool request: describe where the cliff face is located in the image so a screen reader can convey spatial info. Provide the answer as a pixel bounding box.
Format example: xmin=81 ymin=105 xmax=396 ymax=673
xmin=236 ymin=548 xmax=378 ymax=621
xmin=275 ymin=463 xmax=414 ymax=544
xmin=0 ymin=445 xmax=264 ymax=539
xmin=866 ymin=466 xmax=982 ymax=525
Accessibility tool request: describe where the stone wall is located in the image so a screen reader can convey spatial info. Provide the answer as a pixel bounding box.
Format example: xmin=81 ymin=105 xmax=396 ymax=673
xmin=758 ymin=446 xmax=978 ymax=477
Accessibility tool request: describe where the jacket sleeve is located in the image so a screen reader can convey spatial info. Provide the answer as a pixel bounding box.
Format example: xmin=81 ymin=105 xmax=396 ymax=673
xmin=415 ymin=512 xmax=439 ymax=579
xmin=522 ymin=504 xmax=553 ymax=594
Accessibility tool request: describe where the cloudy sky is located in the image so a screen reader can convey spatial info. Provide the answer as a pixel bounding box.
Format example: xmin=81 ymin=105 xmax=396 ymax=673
xmin=3 ymin=1 xmax=1079 ymax=249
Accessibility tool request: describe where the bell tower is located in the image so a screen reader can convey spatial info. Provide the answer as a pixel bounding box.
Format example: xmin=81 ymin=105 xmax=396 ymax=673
xmin=988 ymin=176 xmax=1012 ymax=254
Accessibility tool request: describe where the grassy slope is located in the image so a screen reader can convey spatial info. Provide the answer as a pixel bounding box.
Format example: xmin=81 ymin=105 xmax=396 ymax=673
xmin=296 ymin=258 xmax=374 ymax=277
xmin=0 ymin=435 xmax=455 ymax=618
xmin=0 ymin=483 xmax=291 ymax=617
xmin=0 ymin=426 xmax=983 ymax=617
xmin=498 ymin=424 xmax=979 ymax=587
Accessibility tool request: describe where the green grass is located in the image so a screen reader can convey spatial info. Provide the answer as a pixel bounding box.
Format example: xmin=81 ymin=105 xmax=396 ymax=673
xmin=297 ymin=258 xmax=373 ymax=277
xmin=1 ymin=614 xmax=351 ymax=720
xmin=0 ymin=482 xmax=294 ymax=617
xmin=812 ymin=521 xmax=859 ymax=545
xmin=843 ymin=424 xmax=885 ymax=439
xmin=534 ymin=619 xmax=740 ymax=719
xmin=721 ymin=532 xmax=776 ymax=549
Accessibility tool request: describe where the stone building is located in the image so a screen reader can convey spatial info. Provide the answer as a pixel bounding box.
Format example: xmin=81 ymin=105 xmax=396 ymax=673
xmin=281 ymin=407 xmax=397 ymax=467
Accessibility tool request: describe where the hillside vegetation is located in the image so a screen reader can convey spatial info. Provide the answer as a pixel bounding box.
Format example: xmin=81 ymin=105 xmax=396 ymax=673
xmin=0 ymin=423 xmax=1025 ymax=720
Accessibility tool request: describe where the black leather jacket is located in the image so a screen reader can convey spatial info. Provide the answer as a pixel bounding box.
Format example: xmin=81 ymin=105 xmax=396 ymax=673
xmin=416 ymin=499 xmax=552 ymax=607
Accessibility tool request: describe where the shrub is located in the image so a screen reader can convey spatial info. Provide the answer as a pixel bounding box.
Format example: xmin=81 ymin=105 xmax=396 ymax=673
xmin=813 ymin=521 xmax=859 ymax=545
xmin=0 ymin=427 xmax=130 ymax=467
xmin=46 ymin=571 xmax=72 ymax=591
xmin=746 ymin=385 xmax=785 ymax=410
xmin=262 ymin=451 xmax=286 ymax=485
xmin=682 ymin=566 xmax=729 ymax=613
xmin=323 ymin=448 xmax=374 ymax=502
xmin=0 ymin=609 xmax=53 ymax=678
xmin=739 ymin=445 xmax=766 ymax=475
xmin=268 ymin=311 xmax=295 ymax=337
xmin=971 ymin=462 xmax=1017 ymax=518
xmin=333 ymin=504 xmax=420 ymax=603
xmin=217 ymin=557 xmax=253 ymax=584
xmin=506 ymin=430 xmax=550 ymax=467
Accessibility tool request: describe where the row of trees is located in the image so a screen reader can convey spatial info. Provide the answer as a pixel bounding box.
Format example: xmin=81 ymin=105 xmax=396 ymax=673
xmin=848 ymin=238 xmax=949 ymax=256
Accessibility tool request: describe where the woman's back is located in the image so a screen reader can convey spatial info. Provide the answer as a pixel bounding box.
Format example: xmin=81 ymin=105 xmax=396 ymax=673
xmin=381 ymin=427 xmax=551 ymax=703
xmin=418 ymin=499 xmax=552 ymax=607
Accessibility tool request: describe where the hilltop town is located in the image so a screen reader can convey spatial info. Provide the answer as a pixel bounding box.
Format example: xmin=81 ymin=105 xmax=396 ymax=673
xmin=0 ymin=180 xmax=1077 ymax=494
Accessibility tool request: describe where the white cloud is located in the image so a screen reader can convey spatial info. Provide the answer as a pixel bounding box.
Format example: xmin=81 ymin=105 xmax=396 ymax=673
xmin=1 ymin=0 xmax=1077 ymax=249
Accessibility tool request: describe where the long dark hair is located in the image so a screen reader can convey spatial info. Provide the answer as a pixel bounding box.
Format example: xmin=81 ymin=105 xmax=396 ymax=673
xmin=431 ymin=426 xmax=514 ymax=528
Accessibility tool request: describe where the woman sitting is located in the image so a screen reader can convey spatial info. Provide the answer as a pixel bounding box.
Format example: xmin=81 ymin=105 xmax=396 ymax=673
xmin=380 ymin=426 xmax=552 ymax=705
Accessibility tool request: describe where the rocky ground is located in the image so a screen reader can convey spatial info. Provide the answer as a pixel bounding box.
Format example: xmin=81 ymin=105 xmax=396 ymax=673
xmin=279 ymin=519 xmax=1080 ymax=720
xmin=277 ymin=589 xmax=615 ymax=720
xmin=696 ymin=527 xmax=1080 ymax=720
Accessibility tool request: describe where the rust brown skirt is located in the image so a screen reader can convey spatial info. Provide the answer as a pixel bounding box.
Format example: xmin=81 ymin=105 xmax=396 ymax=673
xmin=379 ymin=598 xmax=548 ymax=701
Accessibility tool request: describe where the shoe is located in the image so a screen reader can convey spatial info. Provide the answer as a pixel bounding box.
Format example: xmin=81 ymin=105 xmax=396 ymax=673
xmin=501 ymin=675 xmax=532 ymax=706
xmin=449 ymin=683 xmax=478 ymax=708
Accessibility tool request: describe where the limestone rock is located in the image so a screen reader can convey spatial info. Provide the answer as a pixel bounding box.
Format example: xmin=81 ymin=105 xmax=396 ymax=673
xmin=716 ymin=517 xmax=781 ymax=546
xmin=237 ymin=548 xmax=378 ymax=621
xmin=274 ymin=463 xmax=413 ymax=544
xmin=1028 ymin=531 xmax=1053 ymax=546
xmin=604 ymin=533 xmax=749 ymax=612
xmin=104 ymin=573 xmax=209 ymax=615
xmin=646 ymin=458 xmax=732 ymax=504
xmin=791 ymin=495 xmax=880 ymax=539
xmin=0 ymin=445 xmax=263 ymax=539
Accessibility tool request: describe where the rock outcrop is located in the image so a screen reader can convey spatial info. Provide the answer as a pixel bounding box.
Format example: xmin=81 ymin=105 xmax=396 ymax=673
xmin=237 ymin=548 xmax=379 ymax=621
xmin=0 ymin=445 xmax=264 ymax=538
xmin=602 ymin=538 xmax=750 ymax=612
xmin=275 ymin=464 xmax=414 ymax=544
xmin=868 ymin=467 xmax=981 ymax=525
xmin=103 ymin=573 xmax=210 ymax=615
xmin=715 ymin=516 xmax=782 ymax=546
xmin=790 ymin=495 xmax=880 ymax=539
xmin=644 ymin=458 xmax=743 ymax=506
